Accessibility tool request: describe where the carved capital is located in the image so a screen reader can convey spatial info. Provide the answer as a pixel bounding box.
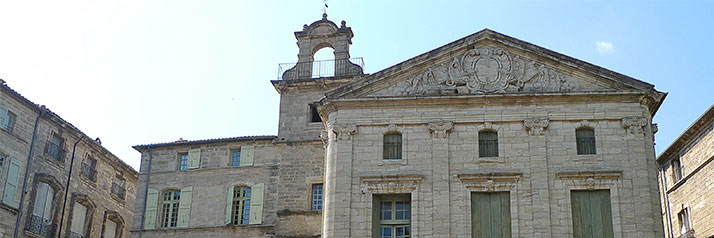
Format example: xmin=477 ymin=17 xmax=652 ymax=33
xmin=332 ymin=124 xmax=356 ymax=140
xmin=523 ymin=117 xmax=549 ymax=135
xmin=320 ymin=129 xmax=329 ymax=146
xmin=428 ymin=120 xmax=453 ymax=138
xmin=621 ymin=117 xmax=648 ymax=134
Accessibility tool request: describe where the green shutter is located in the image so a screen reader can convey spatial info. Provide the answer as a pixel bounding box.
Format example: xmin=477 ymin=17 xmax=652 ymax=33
xmin=187 ymin=149 xmax=200 ymax=169
xmin=144 ymin=189 xmax=159 ymax=229
xmin=225 ymin=184 xmax=235 ymax=225
xmin=0 ymin=106 xmax=7 ymax=128
xmin=571 ymin=190 xmax=613 ymax=238
xmin=472 ymin=192 xmax=511 ymax=238
xmin=240 ymin=146 xmax=254 ymax=166
xmin=249 ymin=183 xmax=264 ymax=224
xmin=177 ymin=186 xmax=193 ymax=228
xmin=2 ymin=157 xmax=22 ymax=207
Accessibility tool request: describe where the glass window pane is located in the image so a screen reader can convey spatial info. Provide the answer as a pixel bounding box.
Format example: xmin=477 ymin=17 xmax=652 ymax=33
xmin=479 ymin=131 xmax=499 ymax=157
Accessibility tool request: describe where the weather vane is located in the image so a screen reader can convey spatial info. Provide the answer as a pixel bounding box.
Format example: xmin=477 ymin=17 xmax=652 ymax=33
xmin=323 ymin=0 xmax=328 ymax=15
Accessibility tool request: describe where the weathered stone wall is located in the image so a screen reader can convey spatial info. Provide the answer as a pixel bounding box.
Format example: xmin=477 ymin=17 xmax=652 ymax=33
xmin=0 ymin=84 xmax=138 ymax=238
xmin=659 ymin=111 xmax=714 ymax=238
xmin=323 ymin=97 xmax=663 ymax=237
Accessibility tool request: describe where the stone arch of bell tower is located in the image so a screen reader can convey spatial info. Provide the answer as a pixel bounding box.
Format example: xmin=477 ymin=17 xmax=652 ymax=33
xmin=282 ymin=13 xmax=363 ymax=80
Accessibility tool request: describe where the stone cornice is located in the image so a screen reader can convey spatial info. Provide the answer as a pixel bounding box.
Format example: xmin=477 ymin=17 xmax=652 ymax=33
xmin=360 ymin=174 xmax=424 ymax=193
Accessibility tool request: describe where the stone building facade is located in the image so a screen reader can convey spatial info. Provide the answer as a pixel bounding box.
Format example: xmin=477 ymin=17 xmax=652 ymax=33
xmin=0 ymin=80 xmax=138 ymax=238
xmin=658 ymin=104 xmax=714 ymax=238
xmin=131 ymin=15 xmax=666 ymax=238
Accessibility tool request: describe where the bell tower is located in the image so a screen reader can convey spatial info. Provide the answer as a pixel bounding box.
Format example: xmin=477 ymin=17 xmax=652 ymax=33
xmin=272 ymin=14 xmax=364 ymax=142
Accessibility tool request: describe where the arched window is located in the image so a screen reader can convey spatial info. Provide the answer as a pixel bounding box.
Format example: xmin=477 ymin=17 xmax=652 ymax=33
xmin=576 ymin=128 xmax=596 ymax=155
xmin=479 ymin=131 xmax=499 ymax=157
xmin=312 ymin=47 xmax=335 ymax=78
xmin=383 ymin=133 xmax=402 ymax=160
xmin=28 ymin=182 xmax=56 ymax=236
xmin=231 ymin=186 xmax=251 ymax=225
xmin=69 ymin=195 xmax=95 ymax=238
xmin=160 ymin=190 xmax=181 ymax=228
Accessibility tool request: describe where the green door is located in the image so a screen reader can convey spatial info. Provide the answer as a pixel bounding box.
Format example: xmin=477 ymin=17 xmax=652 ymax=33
xmin=471 ymin=192 xmax=511 ymax=238
xmin=571 ymin=190 xmax=614 ymax=238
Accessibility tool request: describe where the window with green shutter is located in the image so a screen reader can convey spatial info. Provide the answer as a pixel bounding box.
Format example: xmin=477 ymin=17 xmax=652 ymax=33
xmin=230 ymin=149 xmax=241 ymax=166
xmin=160 ymin=190 xmax=181 ymax=228
xmin=177 ymin=187 xmax=192 ymax=228
xmin=383 ymin=133 xmax=402 ymax=160
xmin=471 ymin=192 xmax=511 ymax=238
xmin=576 ymin=128 xmax=596 ymax=155
xmin=231 ymin=186 xmax=251 ymax=225
xmin=144 ymin=189 xmax=159 ymax=229
xmin=178 ymin=153 xmax=188 ymax=171
xmin=478 ymin=131 xmax=498 ymax=157
xmin=373 ymin=194 xmax=410 ymax=238
xmin=187 ymin=149 xmax=200 ymax=169
xmin=570 ymin=190 xmax=614 ymax=238
xmin=240 ymin=146 xmax=254 ymax=166
xmin=2 ymin=157 xmax=22 ymax=207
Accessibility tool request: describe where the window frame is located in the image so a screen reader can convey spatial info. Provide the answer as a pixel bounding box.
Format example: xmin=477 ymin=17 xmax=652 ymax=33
xmin=311 ymin=183 xmax=323 ymax=210
xmin=231 ymin=186 xmax=251 ymax=225
xmin=575 ymin=128 xmax=596 ymax=155
xmin=373 ymin=194 xmax=411 ymax=238
xmin=678 ymin=208 xmax=692 ymax=236
xmin=81 ymin=155 xmax=98 ymax=182
xmin=672 ymin=157 xmax=683 ymax=182
xmin=160 ymin=190 xmax=181 ymax=228
xmin=178 ymin=153 xmax=188 ymax=171
xmin=45 ymin=132 xmax=66 ymax=162
xmin=230 ymin=149 xmax=241 ymax=167
xmin=2 ymin=110 xmax=16 ymax=132
xmin=383 ymin=132 xmax=403 ymax=160
xmin=309 ymin=104 xmax=322 ymax=123
xmin=478 ymin=130 xmax=499 ymax=158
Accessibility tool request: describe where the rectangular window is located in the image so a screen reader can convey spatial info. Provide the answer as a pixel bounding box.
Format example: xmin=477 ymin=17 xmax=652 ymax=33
xmin=571 ymin=190 xmax=614 ymax=238
xmin=178 ymin=153 xmax=188 ymax=171
xmin=678 ymin=208 xmax=692 ymax=237
xmin=2 ymin=111 xmax=15 ymax=132
xmin=70 ymin=201 xmax=87 ymax=237
xmin=311 ymin=184 xmax=323 ymax=210
xmin=161 ymin=190 xmax=181 ymax=228
xmin=81 ymin=156 xmax=97 ymax=182
xmin=479 ymin=131 xmax=498 ymax=157
xmin=672 ymin=158 xmax=683 ymax=182
xmin=383 ymin=133 xmax=402 ymax=160
xmin=28 ymin=182 xmax=55 ymax=237
xmin=471 ymin=192 xmax=511 ymax=238
xmin=111 ymin=177 xmax=126 ymax=200
xmin=46 ymin=132 xmax=66 ymax=162
xmin=310 ymin=104 xmax=322 ymax=123
xmin=104 ymin=219 xmax=117 ymax=238
xmin=232 ymin=186 xmax=251 ymax=225
xmin=373 ymin=194 xmax=410 ymax=238
xmin=576 ymin=128 xmax=596 ymax=155
xmin=230 ymin=149 xmax=241 ymax=167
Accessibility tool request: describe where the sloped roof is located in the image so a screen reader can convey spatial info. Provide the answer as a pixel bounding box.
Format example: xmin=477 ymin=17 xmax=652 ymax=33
xmin=322 ymin=29 xmax=665 ymax=114
xmin=657 ymin=104 xmax=714 ymax=164
xmin=132 ymin=135 xmax=277 ymax=151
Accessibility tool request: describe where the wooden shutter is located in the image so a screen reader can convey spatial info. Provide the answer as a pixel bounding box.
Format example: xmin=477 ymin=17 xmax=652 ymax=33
xmin=0 ymin=106 xmax=7 ymax=128
xmin=177 ymin=187 xmax=193 ymax=228
xmin=240 ymin=146 xmax=254 ymax=166
xmin=225 ymin=184 xmax=235 ymax=225
xmin=70 ymin=202 xmax=87 ymax=234
xmin=144 ymin=188 xmax=159 ymax=229
xmin=571 ymin=190 xmax=613 ymax=238
xmin=2 ymin=157 xmax=22 ymax=207
xmin=187 ymin=149 xmax=201 ymax=169
xmin=472 ymin=192 xmax=511 ymax=238
xmin=249 ymin=183 xmax=264 ymax=224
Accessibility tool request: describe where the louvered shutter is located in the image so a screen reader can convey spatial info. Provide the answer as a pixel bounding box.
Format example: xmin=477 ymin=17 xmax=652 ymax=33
xmin=187 ymin=149 xmax=201 ymax=169
xmin=177 ymin=187 xmax=193 ymax=228
xmin=225 ymin=184 xmax=235 ymax=225
xmin=240 ymin=146 xmax=254 ymax=166
xmin=249 ymin=183 xmax=264 ymax=224
xmin=144 ymin=189 xmax=159 ymax=229
xmin=2 ymin=157 xmax=22 ymax=207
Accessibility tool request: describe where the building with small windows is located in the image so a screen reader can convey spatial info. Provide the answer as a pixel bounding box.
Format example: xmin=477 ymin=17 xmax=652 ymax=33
xmin=0 ymin=80 xmax=138 ymax=238
xmin=130 ymin=15 xmax=667 ymax=237
xmin=658 ymin=104 xmax=714 ymax=238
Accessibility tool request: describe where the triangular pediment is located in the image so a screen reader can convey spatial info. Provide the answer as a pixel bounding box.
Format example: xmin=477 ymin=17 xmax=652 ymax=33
xmin=325 ymin=29 xmax=662 ymax=101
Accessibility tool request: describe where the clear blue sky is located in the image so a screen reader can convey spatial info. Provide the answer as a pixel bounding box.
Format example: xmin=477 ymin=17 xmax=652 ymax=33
xmin=1 ymin=1 xmax=712 ymax=170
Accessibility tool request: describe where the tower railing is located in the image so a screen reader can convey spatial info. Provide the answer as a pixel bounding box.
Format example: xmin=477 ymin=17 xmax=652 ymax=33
xmin=277 ymin=57 xmax=364 ymax=80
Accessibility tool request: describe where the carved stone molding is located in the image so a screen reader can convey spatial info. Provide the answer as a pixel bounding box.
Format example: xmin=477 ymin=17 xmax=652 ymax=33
xmin=332 ymin=124 xmax=356 ymax=140
xmin=457 ymin=172 xmax=522 ymax=191
xmin=523 ymin=117 xmax=549 ymax=135
xmin=385 ymin=124 xmax=401 ymax=133
xmin=428 ymin=120 xmax=454 ymax=138
xmin=400 ymin=46 xmax=577 ymax=96
xmin=621 ymin=117 xmax=648 ymax=134
xmin=360 ymin=174 xmax=424 ymax=193
xmin=556 ymin=170 xmax=622 ymax=190
xmin=320 ymin=129 xmax=329 ymax=146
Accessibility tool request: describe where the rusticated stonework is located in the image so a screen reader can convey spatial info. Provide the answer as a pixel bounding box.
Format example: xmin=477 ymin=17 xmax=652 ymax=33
xmin=401 ymin=46 xmax=578 ymax=95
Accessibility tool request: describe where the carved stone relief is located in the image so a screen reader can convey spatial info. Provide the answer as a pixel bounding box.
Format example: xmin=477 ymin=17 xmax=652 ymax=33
xmin=457 ymin=172 xmax=522 ymax=191
xmin=401 ymin=46 xmax=577 ymax=95
xmin=427 ymin=120 xmax=454 ymax=138
xmin=621 ymin=117 xmax=648 ymax=134
xmin=360 ymin=175 xmax=424 ymax=194
xmin=523 ymin=117 xmax=549 ymax=135
xmin=331 ymin=124 xmax=357 ymax=140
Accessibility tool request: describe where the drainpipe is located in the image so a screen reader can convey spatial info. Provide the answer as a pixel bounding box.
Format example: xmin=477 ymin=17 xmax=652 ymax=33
xmin=56 ymin=135 xmax=83 ymax=238
xmin=13 ymin=107 xmax=47 ymax=238
xmin=660 ymin=166 xmax=674 ymax=238
xmin=138 ymin=146 xmax=153 ymax=238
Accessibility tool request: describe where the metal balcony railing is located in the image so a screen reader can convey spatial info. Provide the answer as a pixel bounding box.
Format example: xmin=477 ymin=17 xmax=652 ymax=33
xmin=277 ymin=57 xmax=364 ymax=80
xmin=111 ymin=183 xmax=126 ymax=200
xmin=26 ymin=215 xmax=55 ymax=237
xmin=45 ymin=141 xmax=65 ymax=162
xmin=81 ymin=163 xmax=97 ymax=182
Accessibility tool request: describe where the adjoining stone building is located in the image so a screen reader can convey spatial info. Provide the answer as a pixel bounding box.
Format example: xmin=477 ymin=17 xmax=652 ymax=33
xmin=0 ymin=80 xmax=138 ymax=238
xmin=131 ymin=15 xmax=666 ymax=237
xmin=658 ymin=104 xmax=714 ymax=238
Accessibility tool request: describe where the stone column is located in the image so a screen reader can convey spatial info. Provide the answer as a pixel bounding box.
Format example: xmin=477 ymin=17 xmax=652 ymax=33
xmin=322 ymin=123 xmax=356 ymax=238
xmin=428 ymin=120 xmax=453 ymax=238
